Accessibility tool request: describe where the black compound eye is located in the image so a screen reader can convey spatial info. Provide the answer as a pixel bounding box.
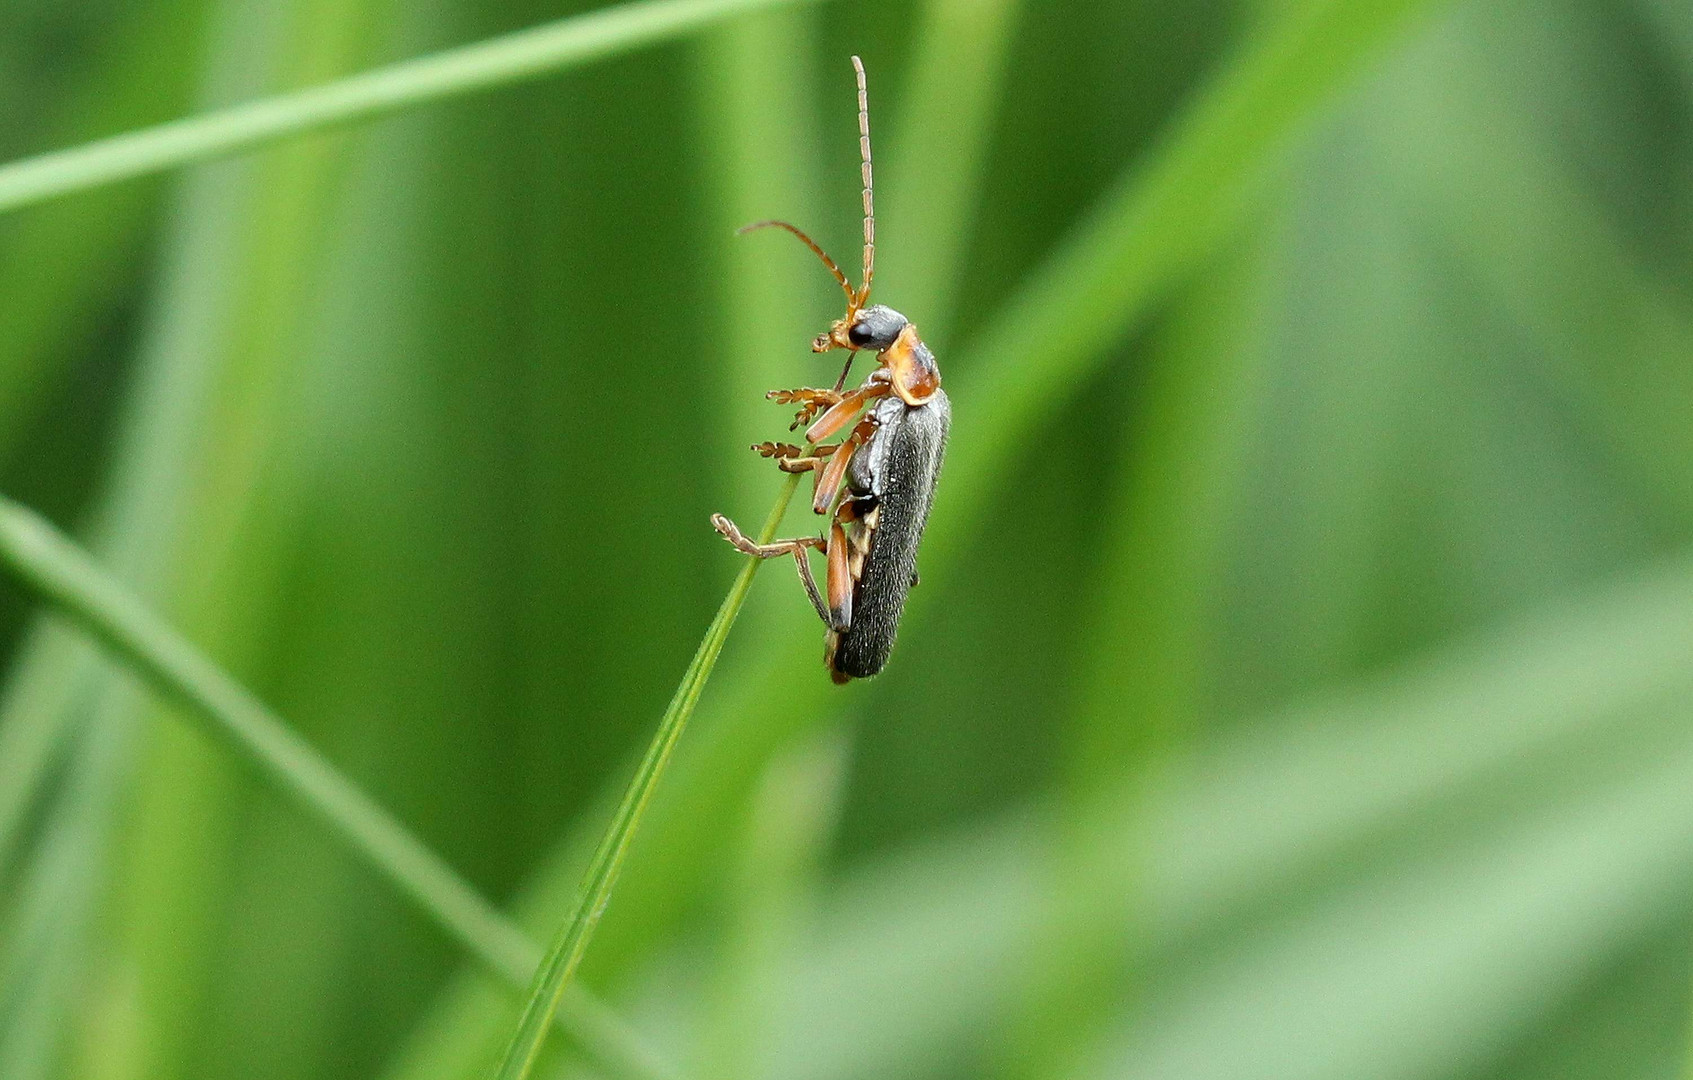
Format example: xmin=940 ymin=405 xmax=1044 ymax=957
xmin=845 ymin=306 xmax=908 ymax=350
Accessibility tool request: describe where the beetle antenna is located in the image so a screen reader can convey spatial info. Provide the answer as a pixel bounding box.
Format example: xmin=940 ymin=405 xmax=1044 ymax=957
xmin=738 ymin=219 xmax=855 ymax=305
xmin=852 ymin=55 xmax=873 ymax=308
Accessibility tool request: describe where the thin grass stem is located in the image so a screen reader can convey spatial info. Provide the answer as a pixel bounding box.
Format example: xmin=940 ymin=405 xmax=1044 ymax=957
xmin=0 ymin=0 xmax=817 ymax=215
xmin=0 ymin=496 xmax=680 ymax=1080
xmin=492 ymin=472 xmax=805 ymax=1080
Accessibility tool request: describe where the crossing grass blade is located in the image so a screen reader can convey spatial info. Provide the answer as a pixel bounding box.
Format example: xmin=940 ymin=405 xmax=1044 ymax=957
xmin=0 ymin=495 xmax=680 ymax=1080
xmin=0 ymin=0 xmax=818 ymax=215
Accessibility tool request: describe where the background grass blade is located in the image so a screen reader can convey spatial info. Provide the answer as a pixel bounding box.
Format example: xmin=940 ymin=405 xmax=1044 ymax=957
xmin=0 ymin=495 xmax=676 ymax=1080
xmin=0 ymin=0 xmax=816 ymax=215
xmin=739 ymin=555 xmax=1693 ymax=1080
xmin=933 ymin=0 xmax=1454 ymax=554
xmin=875 ymin=0 xmax=1023 ymax=343
xmin=0 ymin=709 xmax=130 ymax=1080
xmin=0 ymin=0 xmax=201 ymax=465
xmin=696 ymin=728 xmax=850 ymax=1080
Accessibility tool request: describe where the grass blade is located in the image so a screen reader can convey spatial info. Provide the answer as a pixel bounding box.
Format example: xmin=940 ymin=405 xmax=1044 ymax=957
xmin=746 ymin=556 xmax=1693 ymax=1080
xmin=0 ymin=495 xmax=678 ymax=1080
xmin=0 ymin=0 xmax=202 ymax=461
xmin=697 ymin=729 xmax=850 ymax=1080
xmin=878 ymin=0 xmax=1023 ymax=342
xmin=491 ymin=475 xmax=805 ymax=1080
xmin=0 ymin=0 xmax=817 ymax=216
xmin=0 ymin=707 xmax=132 ymax=1080
xmin=935 ymin=0 xmax=1453 ymax=555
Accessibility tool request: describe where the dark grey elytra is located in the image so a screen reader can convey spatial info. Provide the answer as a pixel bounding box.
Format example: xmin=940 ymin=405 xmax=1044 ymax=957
xmin=828 ymin=382 xmax=950 ymax=680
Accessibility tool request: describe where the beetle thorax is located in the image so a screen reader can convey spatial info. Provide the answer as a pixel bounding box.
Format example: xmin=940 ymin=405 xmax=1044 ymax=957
xmin=881 ymin=323 xmax=940 ymax=406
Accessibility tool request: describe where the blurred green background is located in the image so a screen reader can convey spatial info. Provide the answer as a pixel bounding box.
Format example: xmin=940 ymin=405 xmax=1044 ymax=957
xmin=4 ymin=0 xmax=1693 ymax=1077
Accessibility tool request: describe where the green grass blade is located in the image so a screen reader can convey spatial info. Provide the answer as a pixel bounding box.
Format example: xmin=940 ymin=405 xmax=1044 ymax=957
xmin=749 ymin=555 xmax=1693 ymax=1080
xmin=0 ymin=0 xmax=202 ymax=462
xmin=0 ymin=711 xmax=132 ymax=1080
xmin=491 ymin=475 xmax=804 ymax=1080
xmin=877 ymin=0 xmax=1023 ymax=342
xmin=0 ymin=0 xmax=816 ymax=216
xmin=0 ymin=0 xmax=210 ymax=877
xmin=697 ymin=729 xmax=849 ymax=1080
xmin=0 ymin=495 xmax=678 ymax=1080
xmin=0 ymin=628 xmax=94 ymax=883
xmin=935 ymin=0 xmax=1453 ymax=556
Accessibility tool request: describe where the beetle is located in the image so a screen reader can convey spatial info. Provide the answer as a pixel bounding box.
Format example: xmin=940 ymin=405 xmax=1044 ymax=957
xmin=711 ymin=55 xmax=950 ymax=684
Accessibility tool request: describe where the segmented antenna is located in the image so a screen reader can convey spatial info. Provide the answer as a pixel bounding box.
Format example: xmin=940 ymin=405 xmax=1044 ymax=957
xmin=738 ymin=219 xmax=855 ymax=305
xmin=852 ymin=55 xmax=874 ymax=307
xmin=737 ymin=59 xmax=876 ymax=325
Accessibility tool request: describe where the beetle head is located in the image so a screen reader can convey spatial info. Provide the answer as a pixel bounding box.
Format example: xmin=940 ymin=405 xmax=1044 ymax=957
xmin=814 ymin=304 xmax=909 ymax=354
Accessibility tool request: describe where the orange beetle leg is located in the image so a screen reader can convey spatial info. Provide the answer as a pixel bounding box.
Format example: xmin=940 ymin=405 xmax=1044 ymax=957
xmin=711 ymin=514 xmax=829 ymax=624
xmin=811 ymin=417 xmax=876 ymax=515
xmin=805 ymin=379 xmax=888 ymax=443
xmin=825 ymin=522 xmax=853 ymax=632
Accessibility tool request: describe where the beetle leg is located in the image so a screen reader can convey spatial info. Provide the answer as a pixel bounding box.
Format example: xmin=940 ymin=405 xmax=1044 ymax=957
xmin=805 ymin=378 xmax=889 ymax=443
xmin=835 ymin=497 xmax=877 ymax=581
xmin=711 ymin=514 xmax=830 ymax=625
xmin=824 ymin=520 xmax=853 ymax=632
xmin=833 ymin=497 xmax=872 ymax=523
xmin=769 ymin=387 xmax=843 ymax=430
xmin=821 ymin=497 xmax=878 ymax=632
xmin=769 ymin=388 xmax=843 ymax=408
xmin=787 ymin=403 xmax=829 ymax=430
xmin=752 ymin=441 xmax=837 ymax=475
xmin=809 ymin=451 xmax=830 ymax=501
xmin=811 ymin=417 xmax=877 ymax=515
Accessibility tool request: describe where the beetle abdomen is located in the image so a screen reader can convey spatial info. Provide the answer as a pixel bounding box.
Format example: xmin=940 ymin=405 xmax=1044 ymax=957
xmin=829 ymin=389 xmax=950 ymax=680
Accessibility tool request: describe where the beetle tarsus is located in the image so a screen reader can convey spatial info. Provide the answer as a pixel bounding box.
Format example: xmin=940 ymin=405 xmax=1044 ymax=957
xmin=768 ymin=387 xmax=843 ymax=430
xmin=749 ymin=442 xmax=842 ymax=476
xmin=711 ymin=514 xmax=831 ymax=624
xmin=712 ymin=513 xmax=818 ymax=556
xmin=768 ymin=387 xmax=842 ymax=407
